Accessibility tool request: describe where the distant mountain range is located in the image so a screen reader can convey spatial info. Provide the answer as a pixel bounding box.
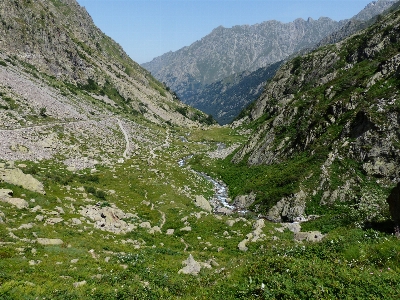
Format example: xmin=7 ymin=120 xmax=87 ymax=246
xmin=143 ymin=0 xmax=397 ymax=124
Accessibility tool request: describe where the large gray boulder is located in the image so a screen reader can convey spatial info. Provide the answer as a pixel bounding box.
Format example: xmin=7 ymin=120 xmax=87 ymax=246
xmin=0 ymin=166 xmax=45 ymax=194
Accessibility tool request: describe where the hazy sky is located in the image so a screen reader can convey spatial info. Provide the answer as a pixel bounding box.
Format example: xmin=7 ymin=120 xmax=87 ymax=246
xmin=77 ymin=0 xmax=376 ymax=64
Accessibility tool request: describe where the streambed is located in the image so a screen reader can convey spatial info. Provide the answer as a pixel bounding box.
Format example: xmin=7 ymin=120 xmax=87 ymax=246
xmin=178 ymin=148 xmax=237 ymax=214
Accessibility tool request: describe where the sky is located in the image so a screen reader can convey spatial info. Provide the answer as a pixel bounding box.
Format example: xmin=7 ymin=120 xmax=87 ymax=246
xmin=77 ymin=0 xmax=376 ymax=64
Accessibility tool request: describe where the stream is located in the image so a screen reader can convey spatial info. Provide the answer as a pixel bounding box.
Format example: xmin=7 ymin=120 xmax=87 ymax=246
xmin=178 ymin=146 xmax=238 ymax=214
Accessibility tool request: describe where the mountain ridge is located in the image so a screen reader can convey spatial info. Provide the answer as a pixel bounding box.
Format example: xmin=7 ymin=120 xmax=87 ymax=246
xmin=142 ymin=0 xmax=397 ymax=124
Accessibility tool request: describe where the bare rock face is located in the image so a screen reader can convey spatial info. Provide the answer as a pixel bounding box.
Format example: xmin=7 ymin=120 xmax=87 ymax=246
xmin=231 ymin=5 xmax=400 ymax=222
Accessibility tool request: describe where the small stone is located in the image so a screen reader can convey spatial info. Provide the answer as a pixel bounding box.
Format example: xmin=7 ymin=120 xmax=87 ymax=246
xmin=238 ymin=240 xmax=248 ymax=252
xmin=37 ymin=238 xmax=63 ymax=245
xmin=149 ymin=226 xmax=161 ymax=234
xmin=71 ymin=218 xmax=82 ymax=225
xmin=166 ymin=229 xmax=174 ymax=235
xmin=73 ymin=281 xmax=86 ymax=288
xmin=45 ymin=218 xmax=63 ymax=225
xmin=139 ymin=222 xmax=151 ymax=229
xmin=180 ymin=226 xmax=191 ymax=232
xmin=226 ymin=220 xmax=236 ymax=227
xmin=35 ymin=215 xmax=44 ymax=222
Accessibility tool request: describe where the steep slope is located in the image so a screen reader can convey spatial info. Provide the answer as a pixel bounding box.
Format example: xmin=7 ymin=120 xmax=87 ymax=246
xmin=189 ymin=61 xmax=283 ymax=125
xmin=0 ymin=0 xmax=212 ymax=127
xmin=224 ymin=5 xmax=400 ymax=222
xmin=318 ymin=0 xmax=400 ymax=47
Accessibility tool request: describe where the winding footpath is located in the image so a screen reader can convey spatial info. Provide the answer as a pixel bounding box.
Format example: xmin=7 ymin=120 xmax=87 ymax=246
xmin=117 ymin=118 xmax=130 ymax=159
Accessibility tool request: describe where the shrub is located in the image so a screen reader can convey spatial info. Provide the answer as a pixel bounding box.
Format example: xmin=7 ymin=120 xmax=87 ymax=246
xmin=39 ymin=107 xmax=47 ymax=117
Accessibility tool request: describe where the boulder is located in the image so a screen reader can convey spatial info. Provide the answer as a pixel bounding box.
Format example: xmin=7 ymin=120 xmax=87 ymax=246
xmin=79 ymin=205 xmax=136 ymax=234
xmin=0 ymin=197 xmax=29 ymax=209
xmin=178 ymin=254 xmax=202 ymax=275
xmin=0 ymin=189 xmax=13 ymax=198
xmin=37 ymin=238 xmax=64 ymax=245
xmin=294 ymin=231 xmax=324 ymax=242
xmin=267 ymin=190 xmax=307 ymax=222
xmin=73 ymin=281 xmax=87 ymax=288
xmin=194 ymin=195 xmax=212 ymax=212
xmin=232 ymin=192 xmax=256 ymax=209
xmin=0 ymin=168 xmax=45 ymax=194
xmin=215 ymin=207 xmax=233 ymax=215
xmin=180 ymin=226 xmax=192 ymax=232
xmin=166 ymin=229 xmax=175 ymax=235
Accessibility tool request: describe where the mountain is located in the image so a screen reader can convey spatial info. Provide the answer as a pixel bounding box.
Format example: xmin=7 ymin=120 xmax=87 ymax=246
xmin=318 ymin=0 xmax=400 ymax=47
xmin=211 ymin=2 xmax=400 ymax=224
xmin=0 ymin=0 xmax=212 ymax=127
xmin=142 ymin=0 xmax=397 ymax=125
xmin=143 ymin=17 xmax=344 ymax=92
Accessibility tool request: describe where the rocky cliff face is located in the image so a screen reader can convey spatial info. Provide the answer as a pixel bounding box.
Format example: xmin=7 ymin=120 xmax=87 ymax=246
xmin=353 ymin=0 xmax=397 ymax=21
xmin=233 ymin=6 xmax=400 ymax=222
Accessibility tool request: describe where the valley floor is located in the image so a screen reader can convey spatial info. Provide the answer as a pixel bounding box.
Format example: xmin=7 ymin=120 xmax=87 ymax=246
xmin=1 ymin=122 xmax=400 ymax=299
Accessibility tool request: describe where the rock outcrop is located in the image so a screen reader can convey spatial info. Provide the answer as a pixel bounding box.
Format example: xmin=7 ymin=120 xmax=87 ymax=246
xmin=0 ymin=163 xmax=45 ymax=194
xmin=79 ymin=204 xmax=136 ymax=234
xmin=238 ymin=219 xmax=266 ymax=251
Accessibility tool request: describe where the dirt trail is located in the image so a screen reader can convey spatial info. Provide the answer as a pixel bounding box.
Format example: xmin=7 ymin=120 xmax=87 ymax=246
xmin=117 ymin=118 xmax=130 ymax=159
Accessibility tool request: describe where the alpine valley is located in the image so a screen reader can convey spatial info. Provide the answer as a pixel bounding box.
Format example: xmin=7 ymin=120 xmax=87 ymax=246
xmin=1 ymin=0 xmax=400 ymax=299
xmin=143 ymin=0 xmax=397 ymax=124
